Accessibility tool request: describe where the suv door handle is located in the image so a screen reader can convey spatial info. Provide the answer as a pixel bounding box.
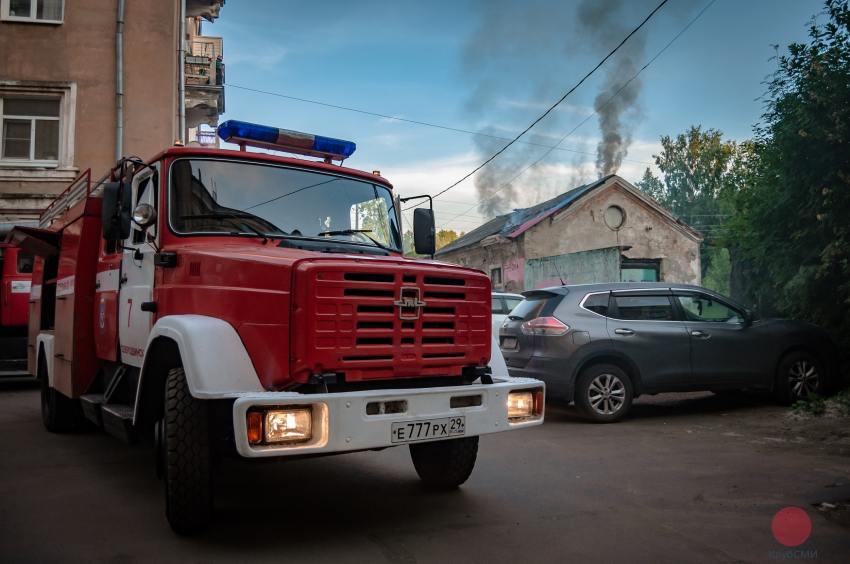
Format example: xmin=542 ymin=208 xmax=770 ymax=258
xmin=614 ymin=328 xmax=634 ymax=336
xmin=691 ymin=330 xmax=709 ymax=338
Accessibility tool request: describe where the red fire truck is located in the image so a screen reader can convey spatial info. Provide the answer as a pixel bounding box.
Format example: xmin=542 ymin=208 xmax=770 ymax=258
xmin=10 ymin=120 xmax=544 ymax=534
xmin=0 ymin=241 xmax=33 ymax=377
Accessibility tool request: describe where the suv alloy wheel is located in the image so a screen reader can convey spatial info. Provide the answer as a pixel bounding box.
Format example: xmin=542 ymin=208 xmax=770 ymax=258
xmin=574 ymin=364 xmax=634 ymax=423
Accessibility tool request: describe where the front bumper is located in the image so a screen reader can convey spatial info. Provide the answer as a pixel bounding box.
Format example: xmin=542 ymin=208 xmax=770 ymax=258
xmin=232 ymin=376 xmax=544 ymax=458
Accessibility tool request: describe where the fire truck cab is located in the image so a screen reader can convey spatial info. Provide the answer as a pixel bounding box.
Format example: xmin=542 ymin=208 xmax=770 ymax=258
xmin=12 ymin=121 xmax=544 ymax=534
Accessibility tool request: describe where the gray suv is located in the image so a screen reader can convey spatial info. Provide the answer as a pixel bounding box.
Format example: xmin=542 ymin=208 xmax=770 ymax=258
xmin=499 ymin=283 xmax=839 ymax=422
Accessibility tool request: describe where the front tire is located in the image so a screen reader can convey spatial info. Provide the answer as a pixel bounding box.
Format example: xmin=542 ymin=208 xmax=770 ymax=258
xmin=162 ymin=367 xmax=212 ymax=535
xmin=39 ymin=352 xmax=78 ymax=433
xmin=774 ymin=351 xmax=823 ymax=405
xmin=410 ymin=436 xmax=479 ymax=489
xmin=574 ymin=364 xmax=633 ymax=423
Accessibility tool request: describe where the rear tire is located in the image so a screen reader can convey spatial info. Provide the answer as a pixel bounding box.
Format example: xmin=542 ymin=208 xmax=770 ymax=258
xmin=574 ymin=364 xmax=633 ymax=423
xmin=410 ymin=436 xmax=479 ymax=489
xmin=39 ymin=352 xmax=78 ymax=433
xmin=162 ymin=367 xmax=212 ymax=535
xmin=774 ymin=351 xmax=823 ymax=405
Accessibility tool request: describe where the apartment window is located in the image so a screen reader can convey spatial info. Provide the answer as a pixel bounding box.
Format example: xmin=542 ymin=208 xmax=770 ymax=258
xmin=490 ymin=267 xmax=502 ymax=288
xmin=1 ymin=0 xmax=64 ymax=23
xmin=0 ymin=97 xmax=60 ymax=164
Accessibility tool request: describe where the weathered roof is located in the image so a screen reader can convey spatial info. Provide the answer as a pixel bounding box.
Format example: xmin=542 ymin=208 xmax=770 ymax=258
xmin=437 ymin=175 xmax=614 ymax=255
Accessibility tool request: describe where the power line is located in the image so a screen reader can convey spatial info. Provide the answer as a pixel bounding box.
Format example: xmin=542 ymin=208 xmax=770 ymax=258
xmin=437 ymin=0 xmax=717 ymax=230
xmin=226 ymin=83 xmax=654 ymax=167
xmin=405 ymin=0 xmax=671 ymax=212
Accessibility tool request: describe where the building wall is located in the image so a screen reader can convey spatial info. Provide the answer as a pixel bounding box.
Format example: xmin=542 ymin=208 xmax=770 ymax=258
xmin=438 ymin=179 xmax=702 ymax=289
xmin=438 ymin=238 xmax=526 ymax=293
xmin=524 ymin=247 xmax=621 ymax=289
xmin=524 ymin=181 xmax=701 ymax=283
xmin=0 ymin=0 xmax=179 ymax=222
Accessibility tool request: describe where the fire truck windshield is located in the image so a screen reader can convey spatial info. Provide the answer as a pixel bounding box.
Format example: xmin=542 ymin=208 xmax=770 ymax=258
xmin=169 ymin=158 xmax=402 ymax=251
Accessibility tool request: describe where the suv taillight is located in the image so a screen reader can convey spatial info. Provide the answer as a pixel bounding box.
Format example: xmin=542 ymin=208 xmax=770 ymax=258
xmin=520 ymin=316 xmax=569 ymax=336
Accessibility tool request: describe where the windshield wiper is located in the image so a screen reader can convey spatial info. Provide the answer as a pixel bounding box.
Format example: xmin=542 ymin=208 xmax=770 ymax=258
xmin=317 ymin=229 xmax=373 ymax=236
xmin=317 ymin=229 xmax=392 ymax=252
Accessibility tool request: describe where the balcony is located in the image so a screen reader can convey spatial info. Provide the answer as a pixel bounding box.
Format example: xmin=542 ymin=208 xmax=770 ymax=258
xmin=185 ymin=35 xmax=225 ymax=132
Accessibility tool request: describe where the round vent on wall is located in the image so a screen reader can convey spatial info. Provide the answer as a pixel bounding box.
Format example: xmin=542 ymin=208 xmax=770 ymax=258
xmin=604 ymin=205 xmax=626 ymax=231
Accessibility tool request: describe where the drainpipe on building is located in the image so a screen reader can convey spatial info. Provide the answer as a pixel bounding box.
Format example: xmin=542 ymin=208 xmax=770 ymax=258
xmin=115 ymin=0 xmax=125 ymax=161
xmin=178 ymin=0 xmax=186 ymax=144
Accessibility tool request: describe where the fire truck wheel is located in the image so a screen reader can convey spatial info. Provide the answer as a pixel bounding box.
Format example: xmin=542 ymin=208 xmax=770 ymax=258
xmin=162 ymin=367 xmax=212 ymax=535
xmin=409 ymin=436 xmax=479 ymax=489
xmin=39 ymin=353 xmax=78 ymax=433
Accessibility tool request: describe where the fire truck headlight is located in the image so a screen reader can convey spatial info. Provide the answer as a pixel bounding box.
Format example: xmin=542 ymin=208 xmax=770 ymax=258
xmin=507 ymin=388 xmax=544 ymax=422
xmin=264 ymin=407 xmax=313 ymax=444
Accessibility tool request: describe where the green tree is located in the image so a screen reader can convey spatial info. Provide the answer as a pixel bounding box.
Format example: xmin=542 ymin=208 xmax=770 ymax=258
xmin=402 ymin=229 xmax=464 ymax=256
xmin=436 ymin=229 xmax=462 ymax=250
xmin=726 ymin=0 xmax=850 ymax=348
xmin=636 ymin=126 xmax=742 ymax=291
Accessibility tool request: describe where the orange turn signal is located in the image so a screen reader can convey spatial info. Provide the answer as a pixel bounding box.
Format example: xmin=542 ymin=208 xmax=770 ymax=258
xmin=246 ymin=411 xmax=263 ymax=445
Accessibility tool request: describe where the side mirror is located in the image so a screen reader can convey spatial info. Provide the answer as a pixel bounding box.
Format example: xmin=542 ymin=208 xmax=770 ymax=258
xmin=413 ymin=208 xmax=435 ymax=256
xmin=132 ymin=203 xmax=157 ymax=230
xmin=102 ymin=181 xmax=132 ymax=240
xmin=742 ymin=309 xmax=754 ymax=327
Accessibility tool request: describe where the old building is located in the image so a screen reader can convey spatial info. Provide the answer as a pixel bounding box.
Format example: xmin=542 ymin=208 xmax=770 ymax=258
xmin=437 ymin=175 xmax=703 ymax=291
xmin=0 ymin=0 xmax=226 ymax=225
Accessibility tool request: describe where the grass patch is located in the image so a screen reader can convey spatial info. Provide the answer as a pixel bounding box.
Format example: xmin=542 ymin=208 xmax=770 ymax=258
xmin=792 ymin=388 xmax=850 ymax=418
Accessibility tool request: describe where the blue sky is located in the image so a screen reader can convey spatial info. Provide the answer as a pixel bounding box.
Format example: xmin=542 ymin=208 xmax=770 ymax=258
xmin=204 ymin=0 xmax=824 ymax=232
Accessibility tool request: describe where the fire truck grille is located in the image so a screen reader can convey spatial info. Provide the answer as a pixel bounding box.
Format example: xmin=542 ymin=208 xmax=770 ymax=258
xmin=291 ymin=262 xmax=491 ymax=382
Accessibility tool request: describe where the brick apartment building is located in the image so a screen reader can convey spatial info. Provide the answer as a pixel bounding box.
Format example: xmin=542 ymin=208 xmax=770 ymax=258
xmin=0 ymin=0 xmax=226 ymax=226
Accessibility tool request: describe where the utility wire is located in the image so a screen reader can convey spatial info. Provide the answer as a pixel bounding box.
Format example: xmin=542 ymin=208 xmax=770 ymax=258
xmin=226 ymin=83 xmax=654 ymax=167
xmin=405 ymin=0 xmax=671 ymax=212
xmin=438 ymin=0 xmax=717 ymax=230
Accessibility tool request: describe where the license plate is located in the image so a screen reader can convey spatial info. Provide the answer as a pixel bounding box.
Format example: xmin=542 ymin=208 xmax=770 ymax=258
xmin=391 ymin=416 xmax=466 ymax=444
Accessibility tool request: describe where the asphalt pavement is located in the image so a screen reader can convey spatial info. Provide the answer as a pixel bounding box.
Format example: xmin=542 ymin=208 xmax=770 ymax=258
xmin=1 ymin=379 xmax=848 ymax=563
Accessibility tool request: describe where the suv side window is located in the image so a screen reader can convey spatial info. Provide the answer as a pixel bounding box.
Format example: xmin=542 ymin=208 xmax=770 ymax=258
xmin=676 ymin=293 xmax=744 ymax=323
xmin=582 ymin=292 xmax=610 ymax=315
xmin=611 ymin=294 xmax=674 ymax=321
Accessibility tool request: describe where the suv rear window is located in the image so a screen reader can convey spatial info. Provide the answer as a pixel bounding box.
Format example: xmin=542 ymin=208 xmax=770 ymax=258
xmin=512 ymin=292 xmax=565 ymax=321
xmin=611 ymin=295 xmax=673 ymax=321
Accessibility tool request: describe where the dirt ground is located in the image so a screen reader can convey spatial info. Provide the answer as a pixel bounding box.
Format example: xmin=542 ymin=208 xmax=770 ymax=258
xmin=1 ymin=379 xmax=848 ymax=563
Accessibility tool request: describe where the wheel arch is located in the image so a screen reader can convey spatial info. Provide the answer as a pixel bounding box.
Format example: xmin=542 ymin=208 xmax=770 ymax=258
xmin=133 ymin=315 xmax=264 ymax=426
xmin=572 ymin=351 xmax=643 ymax=400
xmin=773 ymin=345 xmax=825 ymax=392
xmin=35 ymin=333 xmax=55 ymax=387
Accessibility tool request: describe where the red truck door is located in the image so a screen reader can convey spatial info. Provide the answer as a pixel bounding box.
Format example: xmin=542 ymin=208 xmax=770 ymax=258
xmin=117 ymin=167 xmax=158 ymax=366
xmin=1 ymin=245 xmax=33 ymax=328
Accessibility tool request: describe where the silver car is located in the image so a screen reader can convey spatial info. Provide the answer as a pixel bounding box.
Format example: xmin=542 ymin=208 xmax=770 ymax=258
xmin=491 ymin=292 xmax=524 ymax=335
xmin=499 ymin=283 xmax=839 ymax=422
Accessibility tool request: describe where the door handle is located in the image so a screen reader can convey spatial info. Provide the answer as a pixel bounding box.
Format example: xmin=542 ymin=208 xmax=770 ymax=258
xmin=614 ymin=328 xmax=634 ymax=336
xmin=691 ymin=330 xmax=710 ymax=338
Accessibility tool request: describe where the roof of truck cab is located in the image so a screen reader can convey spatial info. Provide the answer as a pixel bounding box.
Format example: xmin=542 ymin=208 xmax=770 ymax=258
xmin=147 ymin=147 xmax=394 ymax=189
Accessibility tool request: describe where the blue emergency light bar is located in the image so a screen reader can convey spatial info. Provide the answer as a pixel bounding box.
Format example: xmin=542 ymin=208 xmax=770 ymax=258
xmin=217 ymin=120 xmax=356 ymax=161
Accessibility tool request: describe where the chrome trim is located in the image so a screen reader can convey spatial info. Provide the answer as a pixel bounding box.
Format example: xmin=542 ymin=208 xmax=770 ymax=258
xmin=580 ymin=288 xmax=687 ymax=324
